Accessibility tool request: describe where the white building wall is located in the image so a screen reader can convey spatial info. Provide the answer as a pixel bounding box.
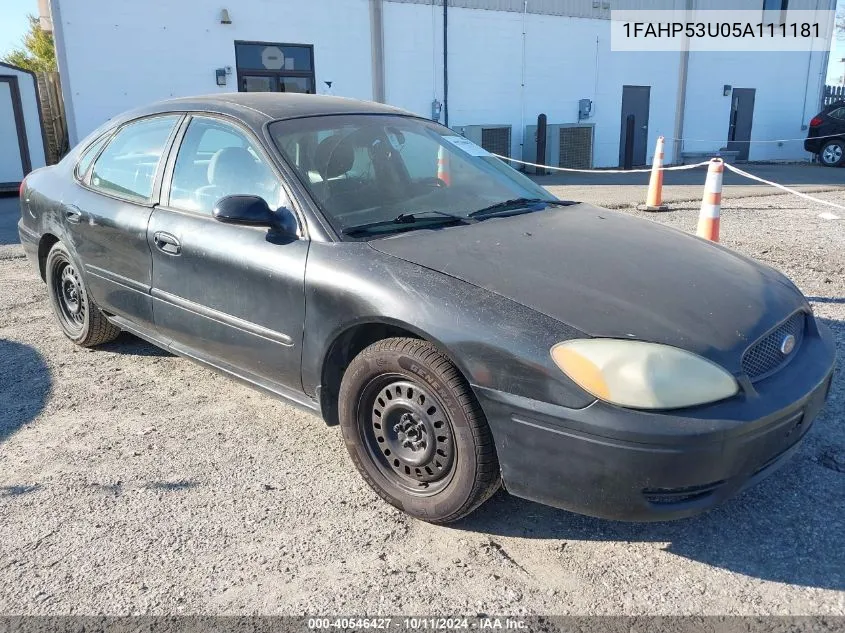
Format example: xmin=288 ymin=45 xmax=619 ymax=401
xmin=54 ymin=0 xmax=375 ymax=144
xmin=54 ymin=0 xmax=827 ymax=164
xmin=682 ymin=50 xmax=829 ymax=161
xmin=384 ymin=4 xmax=682 ymax=166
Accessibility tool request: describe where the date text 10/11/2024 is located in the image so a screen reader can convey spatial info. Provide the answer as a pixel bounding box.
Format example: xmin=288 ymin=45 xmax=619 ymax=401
xmin=307 ymin=617 xmax=529 ymax=630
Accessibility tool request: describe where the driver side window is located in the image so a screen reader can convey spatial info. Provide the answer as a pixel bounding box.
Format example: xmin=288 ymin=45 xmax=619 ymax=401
xmin=169 ymin=117 xmax=282 ymax=214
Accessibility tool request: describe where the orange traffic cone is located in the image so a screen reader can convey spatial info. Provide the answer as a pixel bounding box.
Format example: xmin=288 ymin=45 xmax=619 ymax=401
xmin=696 ymin=158 xmax=724 ymax=242
xmin=437 ymin=145 xmax=451 ymax=186
xmin=639 ymin=136 xmax=668 ymax=211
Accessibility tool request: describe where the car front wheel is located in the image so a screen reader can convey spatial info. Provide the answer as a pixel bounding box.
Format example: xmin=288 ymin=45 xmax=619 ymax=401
xmin=820 ymin=140 xmax=845 ymax=167
xmin=338 ymin=337 xmax=500 ymax=523
xmin=45 ymin=242 xmax=120 ymax=347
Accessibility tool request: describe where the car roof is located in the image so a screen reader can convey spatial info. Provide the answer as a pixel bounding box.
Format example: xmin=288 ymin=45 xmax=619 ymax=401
xmin=123 ymin=93 xmax=413 ymax=127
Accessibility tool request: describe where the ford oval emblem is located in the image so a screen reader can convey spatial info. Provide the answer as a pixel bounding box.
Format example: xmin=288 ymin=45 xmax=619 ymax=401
xmin=780 ymin=334 xmax=796 ymax=355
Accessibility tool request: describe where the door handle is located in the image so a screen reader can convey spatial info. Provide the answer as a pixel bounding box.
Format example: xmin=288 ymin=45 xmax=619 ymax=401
xmin=153 ymin=231 xmax=181 ymax=255
xmin=65 ymin=205 xmax=83 ymax=224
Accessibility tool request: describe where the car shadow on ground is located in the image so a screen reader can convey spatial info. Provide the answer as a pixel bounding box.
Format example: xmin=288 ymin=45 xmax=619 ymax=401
xmin=98 ymin=332 xmax=174 ymax=357
xmin=0 ymin=339 xmax=51 ymax=444
xmin=457 ymin=316 xmax=844 ymax=592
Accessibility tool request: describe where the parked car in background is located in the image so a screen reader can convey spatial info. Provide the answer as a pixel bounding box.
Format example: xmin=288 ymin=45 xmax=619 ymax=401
xmin=805 ymin=101 xmax=845 ymax=166
xmin=18 ymin=94 xmax=836 ymax=525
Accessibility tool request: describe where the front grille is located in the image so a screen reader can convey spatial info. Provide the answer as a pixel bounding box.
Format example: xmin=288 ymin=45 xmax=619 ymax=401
xmin=741 ymin=312 xmax=806 ymax=381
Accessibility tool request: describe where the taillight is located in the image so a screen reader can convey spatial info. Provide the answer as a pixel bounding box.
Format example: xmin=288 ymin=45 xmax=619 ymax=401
xmin=809 ymin=116 xmax=824 ymax=127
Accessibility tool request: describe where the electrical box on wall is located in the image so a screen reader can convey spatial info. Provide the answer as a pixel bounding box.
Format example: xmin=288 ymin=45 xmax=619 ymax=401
xmin=578 ymin=99 xmax=592 ymax=120
xmin=431 ymin=99 xmax=442 ymax=122
xmin=215 ymin=68 xmax=227 ymax=86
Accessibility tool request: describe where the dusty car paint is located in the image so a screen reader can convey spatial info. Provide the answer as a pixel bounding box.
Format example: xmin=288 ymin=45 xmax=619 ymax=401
xmin=18 ymin=94 xmax=836 ymax=521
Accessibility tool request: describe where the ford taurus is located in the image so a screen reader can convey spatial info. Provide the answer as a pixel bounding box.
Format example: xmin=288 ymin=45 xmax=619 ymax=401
xmin=18 ymin=94 xmax=836 ymax=523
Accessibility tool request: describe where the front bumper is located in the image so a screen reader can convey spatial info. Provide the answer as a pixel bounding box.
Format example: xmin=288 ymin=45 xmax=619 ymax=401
xmin=476 ymin=321 xmax=836 ymax=522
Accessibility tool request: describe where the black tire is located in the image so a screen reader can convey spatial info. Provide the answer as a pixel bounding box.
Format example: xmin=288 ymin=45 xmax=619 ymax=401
xmin=819 ymin=140 xmax=845 ymax=167
xmin=338 ymin=337 xmax=500 ymax=524
xmin=45 ymin=242 xmax=120 ymax=347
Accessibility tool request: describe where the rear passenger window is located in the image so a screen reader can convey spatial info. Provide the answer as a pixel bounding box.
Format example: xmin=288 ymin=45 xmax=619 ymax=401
xmin=168 ymin=117 xmax=281 ymax=214
xmin=90 ymin=115 xmax=180 ymax=202
xmin=75 ymin=134 xmax=110 ymax=181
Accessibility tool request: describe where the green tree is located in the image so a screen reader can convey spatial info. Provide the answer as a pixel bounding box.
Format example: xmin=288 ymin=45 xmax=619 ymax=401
xmin=1 ymin=15 xmax=56 ymax=72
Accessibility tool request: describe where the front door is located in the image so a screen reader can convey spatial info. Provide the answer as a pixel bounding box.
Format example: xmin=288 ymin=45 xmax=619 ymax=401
xmin=148 ymin=115 xmax=308 ymax=392
xmin=726 ymin=88 xmax=756 ymax=161
xmin=0 ymin=76 xmax=29 ymax=188
xmin=619 ymin=85 xmax=651 ymax=167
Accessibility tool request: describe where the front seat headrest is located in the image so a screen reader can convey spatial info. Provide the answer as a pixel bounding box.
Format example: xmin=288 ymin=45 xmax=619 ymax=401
xmin=315 ymin=135 xmax=355 ymax=179
xmin=207 ymin=147 xmax=261 ymax=189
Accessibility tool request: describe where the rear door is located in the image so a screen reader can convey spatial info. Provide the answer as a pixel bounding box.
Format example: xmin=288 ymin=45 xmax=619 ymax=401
xmin=147 ymin=114 xmax=308 ymax=392
xmin=68 ymin=114 xmax=182 ymax=328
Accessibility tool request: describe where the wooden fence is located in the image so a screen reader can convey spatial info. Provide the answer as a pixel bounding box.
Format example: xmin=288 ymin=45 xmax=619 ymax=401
xmin=823 ymin=84 xmax=844 ymax=107
xmin=36 ymin=71 xmax=68 ymax=165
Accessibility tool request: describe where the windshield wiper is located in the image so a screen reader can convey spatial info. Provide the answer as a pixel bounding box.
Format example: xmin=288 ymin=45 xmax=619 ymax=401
xmin=468 ymin=198 xmax=567 ymax=219
xmin=342 ymin=211 xmax=472 ymax=237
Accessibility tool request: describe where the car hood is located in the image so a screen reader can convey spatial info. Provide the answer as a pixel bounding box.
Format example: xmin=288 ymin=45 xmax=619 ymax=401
xmin=368 ymin=204 xmax=808 ymax=373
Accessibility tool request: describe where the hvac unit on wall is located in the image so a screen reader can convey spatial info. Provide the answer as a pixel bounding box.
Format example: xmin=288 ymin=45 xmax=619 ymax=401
xmin=453 ymin=125 xmax=513 ymax=158
xmin=523 ymin=123 xmax=595 ymax=174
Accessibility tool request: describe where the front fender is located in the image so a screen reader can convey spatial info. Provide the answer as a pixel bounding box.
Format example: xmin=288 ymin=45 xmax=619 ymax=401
xmin=301 ymin=241 xmax=594 ymax=410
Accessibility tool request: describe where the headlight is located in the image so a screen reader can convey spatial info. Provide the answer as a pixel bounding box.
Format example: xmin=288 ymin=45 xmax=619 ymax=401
xmin=550 ymin=339 xmax=738 ymax=410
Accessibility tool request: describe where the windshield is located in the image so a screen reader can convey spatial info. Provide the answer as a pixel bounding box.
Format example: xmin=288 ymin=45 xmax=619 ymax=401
xmin=268 ymin=114 xmax=559 ymax=238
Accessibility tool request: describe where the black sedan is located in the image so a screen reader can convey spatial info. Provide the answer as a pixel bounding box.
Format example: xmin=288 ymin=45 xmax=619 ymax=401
xmin=19 ymin=94 xmax=835 ymax=524
xmin=805 ymin=100 xmax=845 ymax=166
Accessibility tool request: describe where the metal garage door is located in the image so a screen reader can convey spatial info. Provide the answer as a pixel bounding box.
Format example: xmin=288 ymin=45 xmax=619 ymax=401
xmin=0 ymin=76 xmax=29 ymax=188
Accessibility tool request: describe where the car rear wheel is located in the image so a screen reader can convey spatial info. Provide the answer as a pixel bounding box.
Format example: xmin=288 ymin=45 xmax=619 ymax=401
xmin=45 ymin=242 xmax=120 ymax=347
xmin=338 ymin=337 xmax=500 ymax=523
xmin=820 ymin=140 xmax=845 ymax=167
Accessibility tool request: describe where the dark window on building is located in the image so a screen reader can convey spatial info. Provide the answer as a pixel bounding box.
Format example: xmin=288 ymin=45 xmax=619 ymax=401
xmin=235 ymin=41 xmax=315 ymax=94
xmin=762 ymin=0 xmax=788 ymax=11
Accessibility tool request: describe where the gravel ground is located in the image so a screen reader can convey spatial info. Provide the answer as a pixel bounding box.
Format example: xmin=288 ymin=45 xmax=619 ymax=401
xmin=0 ymin=189 xmax=843 ymax=616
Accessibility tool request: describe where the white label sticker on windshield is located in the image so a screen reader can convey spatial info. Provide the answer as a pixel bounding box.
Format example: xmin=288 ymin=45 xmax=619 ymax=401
xmin=442 ymin=135 xmax=491 ymax=157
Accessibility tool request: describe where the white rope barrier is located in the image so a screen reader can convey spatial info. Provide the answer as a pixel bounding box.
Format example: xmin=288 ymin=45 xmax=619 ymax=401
xmin=722 ymin=163 xmax=844 ymax=220
xmin=494 ymin=153 xmax=844 ymax=221
xmin=493 ymin=154 xmax=711 ymax=174
xmin=669 ymin=132 xmax=845 ymax=144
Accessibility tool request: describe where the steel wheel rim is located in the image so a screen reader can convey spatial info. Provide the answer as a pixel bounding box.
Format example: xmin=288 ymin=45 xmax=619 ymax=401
xmin=822 ymin=144 xmax=842 ymax=164
xmin=53 ymin=258 xmax=85 ymax=332
xmin=359 ymin=374 xmax=456 ymax=495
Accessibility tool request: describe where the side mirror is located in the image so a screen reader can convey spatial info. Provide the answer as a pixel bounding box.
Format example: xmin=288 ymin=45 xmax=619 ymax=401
xmin=213 ymin=195 xmax=298 ymax=237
